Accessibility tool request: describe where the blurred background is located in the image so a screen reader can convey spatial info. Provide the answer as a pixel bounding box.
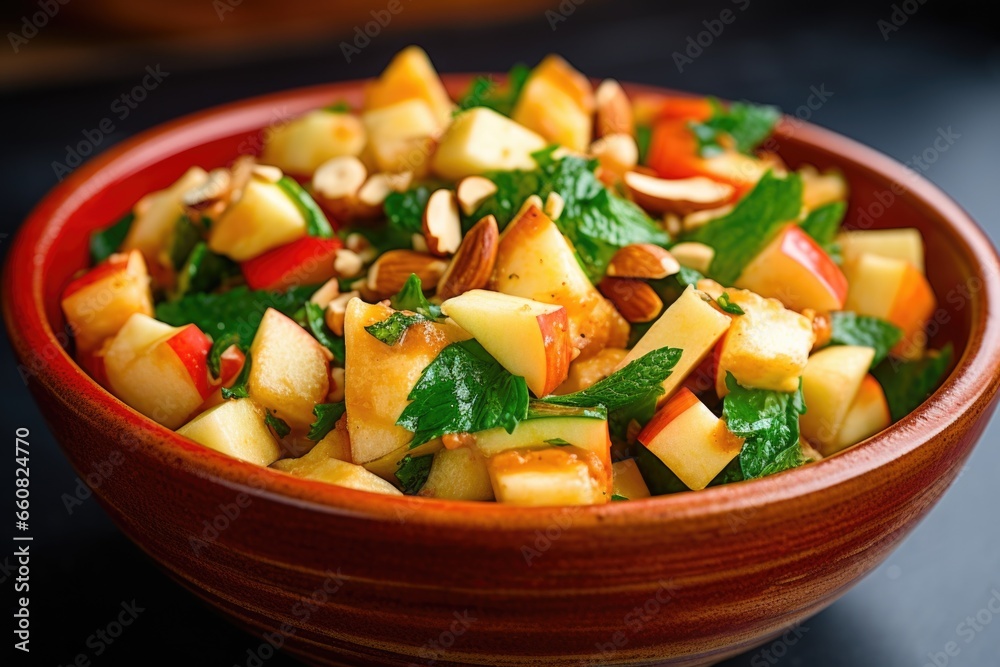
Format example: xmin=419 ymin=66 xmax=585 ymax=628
xmin=1 ymin=0 xmax=998 ymax=665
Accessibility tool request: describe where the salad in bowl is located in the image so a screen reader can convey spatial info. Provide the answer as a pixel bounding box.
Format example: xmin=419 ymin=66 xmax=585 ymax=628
xmin=60 ymin=46 xmax=951 ymax=506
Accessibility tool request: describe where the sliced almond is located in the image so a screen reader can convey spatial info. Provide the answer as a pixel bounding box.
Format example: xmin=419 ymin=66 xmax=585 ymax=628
xmin=544 ymin=192 xmax=565 ymax=221
xmin=333 ymin=248 xmax=364 ymax=278
xmin=670 ymin=242 xmax=715 ymax=274
xmin=422 ymin=189 xmax=462 ymax=257
xmin=598 ymin=277 xmax=664 ymax=323
xmin=182 ymin=168 xmax=231 ymax=209
xmin=344 ymin=232 xmax=377 ymax=264
xmin=411 ymin=233 xmax=430 ymax=254
xmin=590 ymin=133 xmax=638 ymax=179
xmin=606 ymin=244 xmax=680 ymax=280
xmin=624 ymin=171 xmax=735 ymax=215
xmin=456 ymin=176 xmax=498 ymax=216
xmin=436 ymin=215 xmax=500 ymax=301
xmin=251 ymin=164 xmax=283 ymax=183
xmin=683 ymin=203 xmax=733 ymax=233
xmin=325 ymin=291 xmax=358 ymax=336
xmin=310 ymin=278 xmax=341 ymax=308
xmin=312 ymin=156 xmax=375 ymax=221
xmin=367 ymin=250 xmax=448 ymax=298
xmin=595 ymin=79 xmax=634 ymax=137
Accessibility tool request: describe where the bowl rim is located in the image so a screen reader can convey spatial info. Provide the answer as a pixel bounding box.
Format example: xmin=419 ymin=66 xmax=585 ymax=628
xmin=5 ymin=75 xmax=1000 ymax=531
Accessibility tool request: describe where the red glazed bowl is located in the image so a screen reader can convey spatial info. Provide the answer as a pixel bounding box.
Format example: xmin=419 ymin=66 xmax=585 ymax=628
xmin=4 ymin=77 xmax=1000 ymax=667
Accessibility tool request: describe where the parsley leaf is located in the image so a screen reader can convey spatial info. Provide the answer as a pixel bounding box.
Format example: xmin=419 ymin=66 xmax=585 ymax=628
xmin=455 ymin=64 xmax=530 ymax=117
xmin=827 ymin=312 xmax=902 ymax=368
xmin=872 ymin=344 xmax=953 ymax=422
xmin=89 ymin=212 xmax=134 ymax=264
xmin=541 ymin=347 xmax=682 ymax=412
xmin=397 ymin=340 xmax=530 ymax=448
xmin=304 ymin=301 xmax=345 ymax=363
xmin=265 ymin=411 xmax=291 ymax=438
xmin=716 ymin=293 xmax=745 ymax=315
xmin=207 ymin=332 xmax=242 ymax=379
xmin=390 ymin=274 xmax=441 ymax=318
xmin=384 ymin=185 xmax=436 ymax=235
xmin=307 ymin=402 xmax=346 ymax=441
xmin=276 ymin=176 xmax=334 ymax=238
xmin=722 ymin=372 xmax=806 ymax=480
xmin=365 ymin=312 xmax=427 ymax=346
xmin=690 ymin=98 xmax=781 ymax=157
xmin=395 ymin=454 xmax=434 ymax=495
xmin=693 ymin=171 xmax=803 ymax=285
xmin=636 ymin=124 xmax=652 ymax=165
xmin=221 ymin=351 xmax=251 ymax=400
xmin=156 ymin=285 xmax=317 ymax=343
xmin=172 ymin=242 xmax=240 ymax=301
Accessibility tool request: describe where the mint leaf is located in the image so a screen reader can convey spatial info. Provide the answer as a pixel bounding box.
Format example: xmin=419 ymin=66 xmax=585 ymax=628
xmin=456 ymin=64 xmax=530 ymax=117
xmin=384 ymin=185 xmax=435 ymax=235
xmin=828 ymin=312 xmax=902 ymax=367
xmin=545 ymin=438 xmax=571 ymax=446
xmin=365 ymin=312 xmax=426 ymax=346
xmin=168 ymin=215 xmax=203 ymax=270
xmin=722 ymin=372 xmax=806 ymax=479
xmin=716 ymin=293 xmax=744 ymax=315
xmin=304 ymin=301 xmax=345 ymax=363
xmin=801 ymin=201 xmax=846 ymax=245
xmin=676 ymin=266 xmax=705 ymax=287
xmin=307 ymin=401 xmax=346 ymax=441
xmin=173 ymin=241 xmax=240 ymax=300
xmin=395 ymin=454 xmax=434 ymax=495
xmin=207 ymin=332 xmax=242 ymax=380
xmin=690 ymin=98 xmax=781 ymax=157
xmin=89 ymin=212 xmax=134 ymax=264
xmin=397 ymin=340 xmax=530 ymax=448
xmin=872 ymin=345 xmax=953 ymax=422
xmin=221 ymin=351 xmax=251 ymax=400
xmin=265 ymin=411 xmax=291 ymax=438
xmin=541 ymin=347 xmax=682 ymax=412
xmin=276 ymin=176 xmax=333 ymax=238
xmin=693 ymin=171 xmax=803 ymax=285
xmin=390 ymin=273 xmax=441 ymax=318
xmin=636 ymin=124 xmax=652 ymax=165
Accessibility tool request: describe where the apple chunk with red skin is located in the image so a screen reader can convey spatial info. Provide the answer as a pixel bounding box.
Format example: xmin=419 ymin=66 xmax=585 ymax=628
xmin=799 ymin=345 xmax=875 ymax=453
xmin=638 ymin=387 xmax=744 ymax=491
xmin=241 ymin=236 xmax=343 ymax=292
xmin=61 ymin=250 xmax=154 ymax=353
xmin=247 ymin=308 xmax=331 ymax=432
xmin=826 ymin=375 xmax=891 ymax=455
xmin=440 ymin=289 xmax=572 ymax=397
xmin=736 ymin=223 xmax=848 ymax=312
xmin=103 ymin=313 xmax=217 ymax=429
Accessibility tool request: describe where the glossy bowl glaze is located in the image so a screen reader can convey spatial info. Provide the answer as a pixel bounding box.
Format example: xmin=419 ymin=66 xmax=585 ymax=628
xmin=5 ymin=77 xmax=1000 ymax=667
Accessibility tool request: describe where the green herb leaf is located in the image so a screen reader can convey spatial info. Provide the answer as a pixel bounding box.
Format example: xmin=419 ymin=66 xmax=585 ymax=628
xmin=221 ymin=351 xmax=252 ymax=400
xmin=545 ymin=438 xmax=571 ymax=446
xmin=872 ymin=344 xmax=953 ymax=422
xmin=827 ymin=312 xmax=902 ymax=368
xmin=455 ymin=64 xmax=530 ymax=117
xmin=690 ymin=98 xmax=781 ymax=157
xmin=675 ymin=266 xmax=705 ymax=287
xmin=636 ymin=124 xmax=652 ymax=165
xmin=365 ymin=312 xmax=427 ymax=346
xmin=632 ymin=443 xmax=689 ymax=495
xmin=323 ymin=101 xmax=351 ymax=113
xmin=89 ymin=212 xmax=134 ymax=264
xmin=265 ymin=411 xmax=291 ymax=438
xmin=304 ymin=301 xmax=345 ymax=363
xmin=693 ymin=171 xmax=803 ymax=285
xmin=541 ymin=347 xmax=682 ymax=412
xmin=800 ymin=201 xmax=846 ymax=246
xmin=611 ymin=494 xmax=629 ymax=501
xmin=390 ymin=273 xmax=441 ymax=318
xmin=307 ymin=401 xmax=346 ymax=441
xmin=156 ymin=285 xmax=317 ymax=343
xmin=395 ymin=454 xmax=434 ymax=495
xmin=397 ymin=340 xmax=530 ymax=448
xmin=722 ymin=372 xmax=806 ymax=479
xmin=276 ymin=176 xmax=333 ymax=238
xmin=207 ymin=332 xmax=242 ymax=380
xmin=384 ymin=185 xmax=435 ymax=235
xmin=168 ymin=215 xmax=203 ymax=270
xmin=173 ymin=242 xmax=240 ymax=300
xmin=716 ymin=293 xmax=745 ymax=315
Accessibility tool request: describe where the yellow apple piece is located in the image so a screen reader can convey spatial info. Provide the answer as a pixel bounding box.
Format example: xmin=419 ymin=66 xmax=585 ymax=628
xmin=826 ymin=375 xmax=891 ymax=455
xmin=799 ymin=345 xmax=875 ymax=450
xmin=491 ymin=205 xmax=629 ymax=359
xmin=612 ymin=459 xmax=651 ymax=500
xmin=512 ymin=55 xmax=594 ymax=152
xmin=208 ymin=177 xmax=307 ymax=261
xmin=800 ymin=167 xmax=847 ymax=210
xmin=178 ymin=398 xmax=282 ymax=467
xmin=344 ymin=299 xmax=470 ymax=464
xmin=554 ymin=347 xmax=628 ymax=395
xmin=123 ymin=166 xmax=208 ymax=270
xmin=61 ymin=250 xmax=153 ymax=353
xmin=838 ymin=228 xmax=924 ymax=272
xmin=637 ymin=388 xmax=744 ymax=491
xmin=272 ymin=428 xmax=400 ymax=495
xmin=247 ymin=308 xmax=331 ymax=431
xmin=431 ymin=108 xmax=546 ymax=180
xmin=441 ymin=289 xmax=572 ymax=397
xmin=361 ymin=440 xmax=444 ymax=483
xmin=363 ymin=45 xmax=454 ymax=126
xmin=618 ymin=285 xmax=731 ymax=405
xmin=260 ymin=109 xmax=366 ymax=176
xmin=420 ymin=447 xmax=495 ymax=501
xmin=488 ymin=446 xmax=608 ymax=506
xmin=361 ymin=98 xmax=439 ymax=173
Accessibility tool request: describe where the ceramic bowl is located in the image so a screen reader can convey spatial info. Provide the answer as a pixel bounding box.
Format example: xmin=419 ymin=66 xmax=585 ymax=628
xmin=5 ymin=77 xmax=1000 ymax=666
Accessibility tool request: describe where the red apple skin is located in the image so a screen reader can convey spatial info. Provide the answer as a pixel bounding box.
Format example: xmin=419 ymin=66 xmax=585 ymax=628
xmin=776 ymin=225 xmax=848 ymax=310
xmin=63 ymin=254 xmax=130 ymax=299
xmin=889 ymin=264 xmax=936 ymax=358
xmin=217 ymin=345 xmax=246 ymax=387
xmin=535 ymin=308 xmax=573 ymax=397
xmin=638 ymin=388 xmax=700 ymax=444
xmin=241 ymin=237 xmax=343 ymax=291
xmin=165 ymin=325 xmax=214 ymax=399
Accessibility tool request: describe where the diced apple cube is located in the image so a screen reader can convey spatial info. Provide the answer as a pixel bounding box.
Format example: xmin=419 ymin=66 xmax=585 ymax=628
xmin=432 ymin=108 xmax=547 ymax=180
xmin=362 ymin=98 xmax=440 ymax=173
xmin=261 ymin=110 xmax=366 ymax=176
xmin=208 ymin=178 xmax=307 ymax=261
xmin=364 ymin=46 xmax=455 ymax=126
xmin=512 ymin=56 xmax=594 ymax=152
xmin=799 ymin=345 xmax=875 ymax=451
xmin=554 ymin=347 xmax=628 ymax=395
xmin=420 ymin=447 xmax=495 ymax=501
xmin=612 ymin=459 xmax=651 ymax=500
xmin=179 ymin=398 xmax=282 ymax=466
xmin=487 ymin=446 xmax=608 ymax=506
xmin=838 ymin=228 xmax=924 ymax=273
xmin=825 ymin=375 xmax=891 ymax=455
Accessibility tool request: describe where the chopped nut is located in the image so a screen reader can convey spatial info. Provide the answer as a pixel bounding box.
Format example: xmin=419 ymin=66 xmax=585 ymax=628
xmin=456 ymin=176 xmax=498 ymax=216
xmin=333 ymin=248 xmax=364 ymax=278
xmin=328 ymin=367 xmax=346 ymax=402
xmin=310 ymin=278 xmax=341 ymax=308
xmin=422 ymin=189 xmax=462 ymax=256
xmin=623 ymin=171 xmax=734 ymax=215
xmin=325 ymin=291 xmax=358 ymax=336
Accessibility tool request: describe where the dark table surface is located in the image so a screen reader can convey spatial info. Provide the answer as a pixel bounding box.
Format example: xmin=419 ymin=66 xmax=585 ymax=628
xmin=2 ymin=1 xmax=998 ymax=665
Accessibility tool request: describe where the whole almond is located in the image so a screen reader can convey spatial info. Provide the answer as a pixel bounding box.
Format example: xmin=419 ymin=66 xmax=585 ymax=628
xmin=598 ymin=277 xmax=664 ymax=323
xmin=436 ymin=215 xmax=500 ymax=300
xmin=606 ymin=244 xmax=680 ymax=280
xmin=367 ymin=250 xmax=448 ymax=298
